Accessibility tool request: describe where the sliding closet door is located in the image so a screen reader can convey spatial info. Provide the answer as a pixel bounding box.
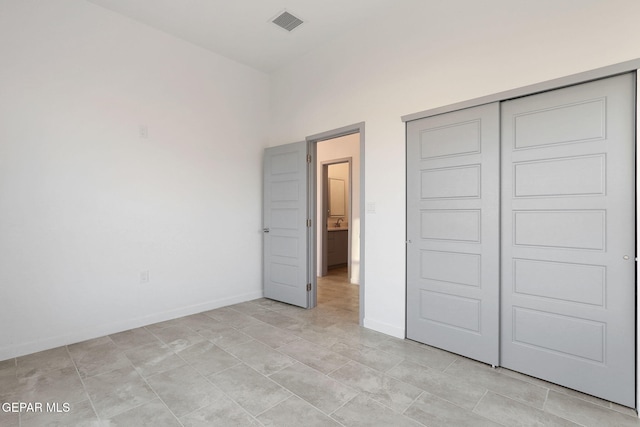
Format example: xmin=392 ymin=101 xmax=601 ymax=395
xmin=406 ymin=103 xmax=500 ymax=365
xmin=501 ymin=73 xmax=636 ymax=406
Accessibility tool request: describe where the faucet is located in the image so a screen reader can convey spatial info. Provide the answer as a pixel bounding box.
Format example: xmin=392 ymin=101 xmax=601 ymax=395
xmin=335 ymin=217 xmax=344 ymax=227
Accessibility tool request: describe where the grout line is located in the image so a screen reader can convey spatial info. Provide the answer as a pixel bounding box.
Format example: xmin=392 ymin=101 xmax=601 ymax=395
xmin=471 ymin=389 xmax=490 ymax=413
xmin=64 ymin=345 xmax=101 ymax=423
xmin=403 ymin=390 xmax=424 ymax=415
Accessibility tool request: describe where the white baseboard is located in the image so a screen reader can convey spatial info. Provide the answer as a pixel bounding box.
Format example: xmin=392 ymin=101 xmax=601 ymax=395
xmin=363 ymin=317 xmax=405 ymax=339
xmin=0 ymin=291 xmax=263 ymax=361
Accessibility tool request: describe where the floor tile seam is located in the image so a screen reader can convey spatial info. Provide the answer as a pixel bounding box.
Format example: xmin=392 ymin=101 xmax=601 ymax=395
xmin=446 ymin=362 xmax=551 ymax=401
xmin=470 ymin=389 xmax=491 ymax=415
xmin=416 ymin=388 xmax=509 ymax=427
xmin=542 ymin=387 xmax=550 ymax=411
xmin=258 ymin=386 xmax=340 ymax=421
xmin=362 ymin=389 xmax=418 ymax=416
xmin=71 ymin=347 xmax=140 ymax=382
xmin=147 ymin=324 xmax=203 ymax=348
xmin=63 ymin=345 xmax=101 ymax=423
xmin=266 ymin=362 xmax=362 ymax=411
xmin=460 ymin=374 xmax=548 ymax=410
xmin=441 ymin=354 xmax=459 ymax=372
xmin=479 ymin=389 xmax=586 ymax=427
xmin=550 ymin=387 xmax=620 ymax=412
xmin=206 ymin=360 xmax=294 ymax=402
xmin=402 ymin=390 xmax=427 ymax=418
xmin=127 ymin=345 xmax=192 ymax=381
xmin=326 ymin=361 xmax=421 ymax=414
xmin=182 ymin=374 xmax=262 ymax=425
xmin=251 ymin=390 xmax=294 ymax=419
xmin=322 ymin=358 xmax=354 ymax=377
xmin=131 ymin=362 xmax=189 ymax=425
xmin=225 ymin=337 xmax=300 ymax=365
xmin=171 ymin=339 xmax=243 ymax=376
xmin=384 ymin=365 xmax=491 ymax=409
xmin=608 ymin=404 xmax=640 ymax=417
xmin=497 ymin=367 xmax=599 ymax=409
xmin=280 ymin=337 xmax=350 ymax=365
xmin=336 ymin=358 xmax=422 ymax=391
xmin=103 ymin=397 xmax=178 ymax=425
xmin=326 ymin=392 xmax=361 ymax=421
xmin=545 ymin=390 xmax=639 ymax=425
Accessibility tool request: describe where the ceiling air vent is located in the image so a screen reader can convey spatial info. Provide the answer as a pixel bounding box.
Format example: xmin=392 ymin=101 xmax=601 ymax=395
xmin=271 ymin=10 xmax=304 ymax=32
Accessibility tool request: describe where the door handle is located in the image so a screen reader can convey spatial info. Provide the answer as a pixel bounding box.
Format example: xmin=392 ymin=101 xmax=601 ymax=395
xmin=263 ymin=228 xmax=270 ymax=233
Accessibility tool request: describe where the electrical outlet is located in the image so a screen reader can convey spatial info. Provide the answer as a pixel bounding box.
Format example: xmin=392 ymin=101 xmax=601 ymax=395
xmin=140 ymin=270 xmax=150 ymax=284
xmin=139 ymin=125 xmax=148 ymax=139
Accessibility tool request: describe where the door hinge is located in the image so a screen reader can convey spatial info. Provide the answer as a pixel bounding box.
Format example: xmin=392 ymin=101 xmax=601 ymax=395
xmin=307 ymin=154 xmax=312 ymax=163
xmin=307 ymin=219 xmax=312 ymax=227
xmin=306 ymin=283 xmax=312 ymax=292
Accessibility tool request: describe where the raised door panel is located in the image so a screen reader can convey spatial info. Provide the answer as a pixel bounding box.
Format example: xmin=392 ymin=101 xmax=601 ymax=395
xmin=501 ymin=73 xmax=636 ymax=406
xmin=406 ymin=103 xmax=500 ymax=366
xmin=263 ymin=142 xmax=309 ymax=308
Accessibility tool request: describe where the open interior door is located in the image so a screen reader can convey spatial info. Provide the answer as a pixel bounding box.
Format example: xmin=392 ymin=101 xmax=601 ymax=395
xmin=263 ymin=141 xmax=311 ymax=308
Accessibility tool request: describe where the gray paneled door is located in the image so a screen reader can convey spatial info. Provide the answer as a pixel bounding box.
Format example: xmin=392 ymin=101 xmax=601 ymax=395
xmin=406 ymin=103 xmax=500 ymax=366
xmin=501 ymin=73 xmax=636 ymax=406
xmin=263 ymin=141 xmax=310 ymax=308
xmin=407 ymin=72 xmax=636 ymax=406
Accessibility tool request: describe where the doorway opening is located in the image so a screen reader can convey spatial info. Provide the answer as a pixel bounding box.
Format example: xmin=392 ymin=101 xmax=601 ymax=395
xmin=308 ymin=125 xmax=364 ymax=325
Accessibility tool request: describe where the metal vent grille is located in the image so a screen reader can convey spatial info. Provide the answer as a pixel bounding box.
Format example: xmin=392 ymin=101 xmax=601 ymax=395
xmin=271 ymin=11 xmax=304 ymax=32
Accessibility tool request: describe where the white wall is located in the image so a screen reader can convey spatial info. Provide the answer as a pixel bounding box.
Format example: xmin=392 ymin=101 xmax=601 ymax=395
xmin=269 ymin=0 xmax=640 ymax=338
xmin=316 ymin=134 xmax=360 ymax=283
xmin=0 ymin=0 xmax=269 ymax=360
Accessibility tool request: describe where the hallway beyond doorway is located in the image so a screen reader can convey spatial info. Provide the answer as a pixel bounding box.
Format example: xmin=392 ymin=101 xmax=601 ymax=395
xmin=317 ymin=267 xmax=359 ymax=319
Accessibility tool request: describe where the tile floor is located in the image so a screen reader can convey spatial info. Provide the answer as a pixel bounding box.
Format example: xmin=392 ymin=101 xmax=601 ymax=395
xmin=1 ymin=267 xmax=639 ymax=426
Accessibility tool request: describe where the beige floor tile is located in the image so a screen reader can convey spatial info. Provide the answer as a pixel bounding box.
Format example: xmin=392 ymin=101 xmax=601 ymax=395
xmin=278 ymin=340 xmax=351 ymax=374
xmin=17 ymin=366 xmax=87 ymax=404
xmin=475 ymin=391 xmax=580 ymax=426
xmin=269 ymin=362 xmax=359 ymax=413
xmin=16 ymin=347 xmax=74 ymax=379
xmin=225 ymin=339 xmax=296 ymax=376
xmin=20 ymin=400 xmax=99 ymax=427
xmin=406 ymin=392 xmax=502 ymax=427
xmin=387 ymin=360 xmax=486 ymax=410
xmin=257 ymin=395 xmax=342 ymax=427
xmin=150 ymin=324 xmax=205 ymax=352
xmin=194 ymin=323 xmax=253 ymax=350
xmin=102 ymin=398 xmax=180 ymax=427
xmin=145 ymin=365 xmax=221 ymax=418
xmin=176 ymin=340 xmax=240 ymax=376
xmin=180 ymin=397 xmax=259 ymax=427
xmin=239 ymin=322 xmax=301 ymax=349
xmin=545 ymin=390 xmax=640 ymax=427
xmin=124 ymin=340 xmax=185 ymax=378
xmin=109 ymin=327 xmax=161 ymax=351
xmin=68 ymin=337 xmax=130 ymax=378
xmin=6 ymin=269 xmax=637 ymax=427
xmin=208 ymin=364 xmax=291 ymax=416
xmin=445 ymin=358 xmax=548 ymax=409
xmin=83 ymin=365 xmax=156 ymax=419
xmin=329 ymin=361 xmax=423 ymax=413
xmin=203 ymin=307 xmax=262 ymax=328
xmin=331 ymin=394 xmax=422 ymax=427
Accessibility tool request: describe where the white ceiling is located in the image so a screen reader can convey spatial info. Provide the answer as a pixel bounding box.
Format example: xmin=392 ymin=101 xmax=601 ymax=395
xmin=85 ymin=0 xmax=610 ymax=74
xmin=86 ymin=0 xmax=397 ymax=73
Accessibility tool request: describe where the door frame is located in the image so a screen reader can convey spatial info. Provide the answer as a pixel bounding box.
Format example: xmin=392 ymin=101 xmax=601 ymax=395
xmin=321 ymin=158 xmax=353 ymax=277
xmin=307 ymin=122 xmax=365 ymax=325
